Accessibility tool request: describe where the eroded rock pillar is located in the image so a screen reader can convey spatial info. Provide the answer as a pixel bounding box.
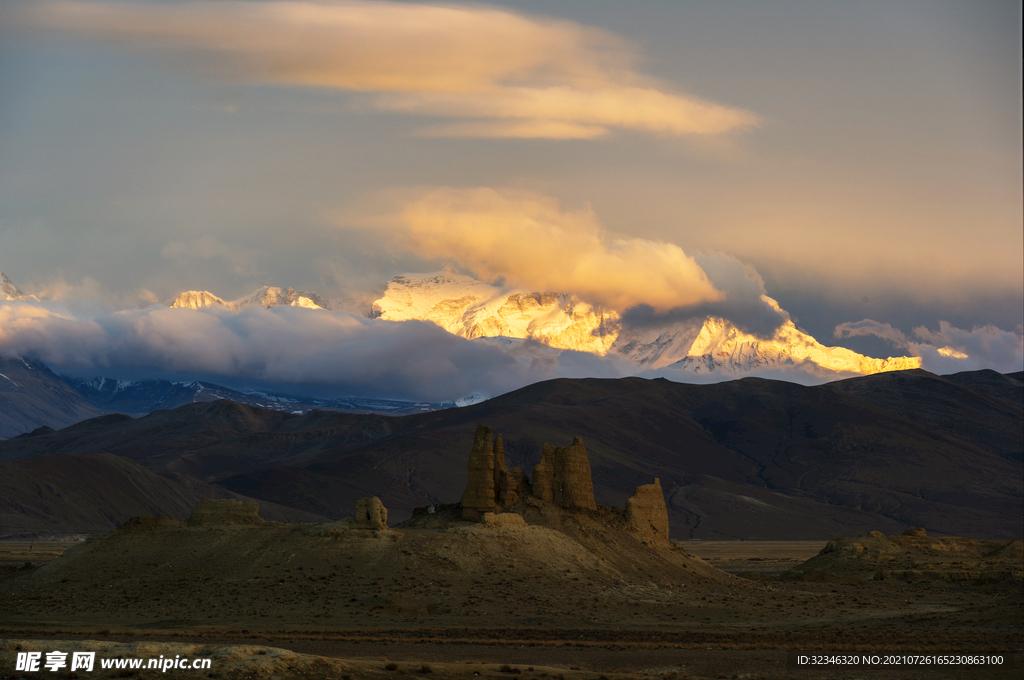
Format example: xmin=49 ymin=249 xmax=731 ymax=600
xmin=461 ymin=425 xmax=497 ymax=520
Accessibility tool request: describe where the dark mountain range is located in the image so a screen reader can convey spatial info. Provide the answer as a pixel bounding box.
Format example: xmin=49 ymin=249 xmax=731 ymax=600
xmin=0 ymin=369 xmax=1019 ymax=540
xmin=826 ymin=368 xmax=1023 ymax=461
xmin=0 ymin=451 xmax=330 ymax=537
xmin=0 ymin=358 xmax=109 ymax=439
xmin=65 ymin=376 xmax=448 ymax=417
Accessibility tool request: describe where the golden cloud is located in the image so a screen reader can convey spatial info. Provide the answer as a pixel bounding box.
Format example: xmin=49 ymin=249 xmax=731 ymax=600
xmin=13 ymin=0 xmax=759 ymax=138
xmin=397 ymin=187 xmax=723 ymax=312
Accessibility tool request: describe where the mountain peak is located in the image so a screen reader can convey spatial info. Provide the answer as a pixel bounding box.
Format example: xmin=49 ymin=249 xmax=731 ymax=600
xmin=373 ymin=272 xmax=618 ymax=355
xmin=169 ymin=286 xmax=332 ymax=312
xmin=2 ymin=272 xmax=26 ymax=300
xmin=371 ymin=271 xmax=921 ymax=378
xmin=169 ymin=290 xmax=228 ymax=310
xmin=231 ymin=286 xmax=331 ymax=311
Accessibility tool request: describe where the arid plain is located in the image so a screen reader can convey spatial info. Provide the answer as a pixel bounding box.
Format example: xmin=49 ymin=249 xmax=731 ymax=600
xmin=2 ymin=424 xmax=1021 ymax=680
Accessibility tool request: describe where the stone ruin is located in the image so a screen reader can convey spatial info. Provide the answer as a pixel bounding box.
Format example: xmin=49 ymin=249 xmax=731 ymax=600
xmin=460 ymin=425 xmax=529 ymax=521
xmin=625 ymin=478 xmax=670 ymax=544
xmin=532 ymin=438 xmax=597 ymax=511
xmin=458 ymin=424 xmax=670 ymax=544
xmin=460 ymin=424 xmax=597 ymax=521
xmin=186 ymin=499 xmax=266 ymax=526
xmin=352 ymin=497 xmax=388 ymax=529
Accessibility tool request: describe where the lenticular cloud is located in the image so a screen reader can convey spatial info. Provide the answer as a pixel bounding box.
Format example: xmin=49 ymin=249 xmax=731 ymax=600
xmin=10 ymin=0 xmax=758 ymax=139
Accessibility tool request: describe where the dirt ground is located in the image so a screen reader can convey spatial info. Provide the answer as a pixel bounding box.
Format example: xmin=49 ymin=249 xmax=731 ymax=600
xmin=0 ymin=518 xmax=1020 ymax=680
xmin=0 ymin=542 xmax=69 ymax=570
xmin=681 ymin=541 xmax=823 ymax=576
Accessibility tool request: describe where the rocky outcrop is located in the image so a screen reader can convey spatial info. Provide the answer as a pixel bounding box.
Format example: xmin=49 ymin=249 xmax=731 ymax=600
xmin=460 ymin=424 xmax=600 ymax=520
xmin=458 ymin=426 xmax=673 ymax=549
xmin=186 ymin=499 xmax=265 ymax=526
xmin=460 ymin=425 xmax=527 ymax=520
xmin=531 ymin=438 xmax=596 ymax=510
xmin=353 ymin=497 xmax=388 ymax=529
xmin=493 ymin=434 xmax=527 ymax=506
xmin=461 ymin=426 xmax=599 ymax=519
xmin=461 ymin=425 xmax=498 ymax=520
xmin=625 ymin=478 xmax=669 ymax=544
xmin=785 ymin=531 xmax=1023 ymax=584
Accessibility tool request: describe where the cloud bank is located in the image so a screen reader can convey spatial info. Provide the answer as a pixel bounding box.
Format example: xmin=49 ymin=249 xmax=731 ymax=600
xmin=620 ymin=252 xmax=789 ymax=337
xmin=396 ymin=187 xmax=723 ymax=313
xmin=393 ymin=187 xmax=788 ymax=336
xmin=0 ymin=300 xmax=620 ymax=401
xmin=835 ymin=318 xmax=1024 ymax=374
xmin=10 ymin=0 xmax=758 ymax=138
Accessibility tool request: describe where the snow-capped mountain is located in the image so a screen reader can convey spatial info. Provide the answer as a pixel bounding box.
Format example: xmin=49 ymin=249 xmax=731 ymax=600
xmin=169 ymin=286 xmax=331 ymax=311
xmin=2 ymin=273 xmax=30 ymax=301
xmin=65 ymin=376 xmax=449 ymax=416
xmin=661 ymin=313 xmax=919 ymax=375
xmin=372 ymin=272 xmax=921 ymax=377
xmin=1 ymin=357 xmax=108 ymax=439
xmin=371 ymin=273 xmax=618 ymax=355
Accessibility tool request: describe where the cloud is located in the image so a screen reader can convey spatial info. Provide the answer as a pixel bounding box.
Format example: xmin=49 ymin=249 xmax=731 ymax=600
xmin=10 ymin=0 xmax=758 ymax=139
xmin=834 ymin=319 xmax=912 ymax=348
xmin=911 ymin=321 xmax=1024 ymax=374
xmin=619 ymin=252 xmax=789 ymax=337
xmin=0 ymin=299 xmax=621 ymax=401
xmin=835 ymin=318 xmax=1024 ymax=374
xmin=160 ymin=235 xmax=260 ymax=277
xmin=395 ymin=187 xmax=723 ymax=313
xmin=11 ymin=275 xmax=104 ymax=303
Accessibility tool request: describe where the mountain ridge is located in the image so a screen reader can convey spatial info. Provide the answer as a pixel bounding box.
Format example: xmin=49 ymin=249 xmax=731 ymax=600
xmin=372 ymin=271 xmax=922 ymax=377
xmin=169 ymin=285 xmax=331 ymax=311
xmin=0 ymin=357 xmax=110 ymax=440
xmin=163 ymin=271 xmax=924 ymax=380
xmin=0 ymin=451 xmax=330 ymax=536
xmin=1 ymin=369 xmax=1018 ymax=540
xmin=65 ymin=376 xmax=448 ymax=418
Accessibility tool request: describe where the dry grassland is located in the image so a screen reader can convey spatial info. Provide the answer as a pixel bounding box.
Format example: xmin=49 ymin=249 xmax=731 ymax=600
xmin=0 ymin=522 xmax=1020 ymax=680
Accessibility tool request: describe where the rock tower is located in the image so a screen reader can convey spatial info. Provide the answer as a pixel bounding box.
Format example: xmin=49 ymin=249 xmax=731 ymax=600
xmin=457 ymin=424 xmax=673 ymax=543
xmin=531 ymin=439 xmax=597 ymax=510
xmin=625 ymin=478 xmax=670 ymax=544
xmin=460 ymin=425 xmax=597 ymax=519
xmin=353 ymin=497 xmax=388 ymax=529
xmin=460 ymin=425 xmax=528 ymax=521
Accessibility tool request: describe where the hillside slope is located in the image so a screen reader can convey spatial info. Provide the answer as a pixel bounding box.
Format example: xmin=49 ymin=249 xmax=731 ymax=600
xmin=0 ymin=358 xmax=109 ymax=439
xmin=0 ymin=452 xmax=329 ymax=536
xmin=0 ymin=370 xmax=1019 ymax=539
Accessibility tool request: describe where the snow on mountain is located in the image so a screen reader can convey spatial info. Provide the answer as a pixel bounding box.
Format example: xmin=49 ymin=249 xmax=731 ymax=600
xmin=65 ymin=375 xmax=452 ymax=416
xmin=371 ymin=272 xmax=617 ymax=355
xmin=169 ymin=290 xmax=229 ymax=310
xmin=665 ymin=311 xmax=920 ymax=376
xmin=169 ymin=286 xmax=331 ymax=311
xmin=372 ymin=272 xmax=921 ymax=377
xmin=2 ymin=273 xmax=30 ymax=301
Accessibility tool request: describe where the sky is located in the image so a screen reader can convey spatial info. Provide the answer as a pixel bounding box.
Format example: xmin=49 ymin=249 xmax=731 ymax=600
xmin=0 ymin=0 xmax=1021 ymax=400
